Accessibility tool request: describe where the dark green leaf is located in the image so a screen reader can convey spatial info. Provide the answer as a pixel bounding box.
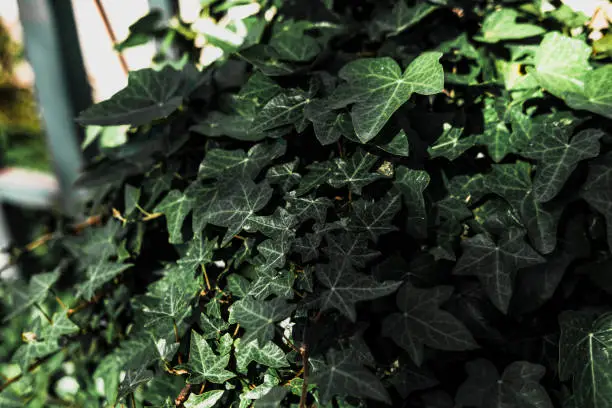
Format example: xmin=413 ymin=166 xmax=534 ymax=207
xmin=328 ymin=148 xmax=384 ymax=194
xmin=349 ymin=193 xmax=401 ymax=241
xmin=311 ymin=348 xmax=391 ymax=404
xmin=475 ymin=9 xmax=545 ymax=43
xmin=456 ymin=359 xmax=553 ymax=408
xmin=454 ymin=228 xmax=545 ymax=313
xmin=4 ymin=270 xmax=60 ymax=321
xmin=198 ymin=141 xmax=286 ymax=180
xmin=182 ymin=330 xmax=235 ymax=384
xmin=331 ymin=52 xmax=444 ymax=142
xmin=154 ymin=190 xmax=194 ymax=244
xmin=582 ymin=152 xmax=612 ymax=252
xmin=382 ymin=284 xmax=477 ymax=366
xmin=559 ymin=311 xmax=612 ymax=408
xmin=370 ymin=1 xmax=438 ymax=38
xmin=522 ymin=128 xmax=603 ymax=202
xmin=228 ymin=297 xmax=295 ymax=345
xmin=314 ymin=262 xmax=401 ymax=321
xmin=77 ymin=67 xmax=187 ymax=126
xmin=395 ymin=166 xmax=430 ymax=238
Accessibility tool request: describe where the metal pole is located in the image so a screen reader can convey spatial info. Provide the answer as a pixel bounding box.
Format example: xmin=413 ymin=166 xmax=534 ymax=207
xmin=17 ymin=0 xmax=85 ymax=214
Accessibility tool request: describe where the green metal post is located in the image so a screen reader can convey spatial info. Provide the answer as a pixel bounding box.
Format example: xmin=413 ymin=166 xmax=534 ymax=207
xmin=17 ymin=0 xmax=88 ymax=214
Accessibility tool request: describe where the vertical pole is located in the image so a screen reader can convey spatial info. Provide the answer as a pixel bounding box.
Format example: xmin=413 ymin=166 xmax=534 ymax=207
xmin=17 ymin=0 xmax=86 ymax=214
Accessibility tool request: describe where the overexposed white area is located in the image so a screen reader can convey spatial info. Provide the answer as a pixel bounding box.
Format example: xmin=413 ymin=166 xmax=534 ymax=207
xmin=179 ymin=0 xmax=201 ymax=23
xmin=0 ymin=0 xmax=156 ymax=102
xmin=0 ymin=168 xmax=58 ymax=208
xmin=71 ymin=0 xmax=156 ymax=101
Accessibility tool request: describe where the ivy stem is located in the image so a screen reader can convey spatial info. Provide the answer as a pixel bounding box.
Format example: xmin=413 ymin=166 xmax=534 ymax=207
xmin=173 ymin=320 xmax=180 ymax=343
xmin=201 ymin=264 xmax=211 ymax=291
xmin=93 ymin=0 xmax=129 ymax=75
xmin=299 ymin=344 xmax=309 ymax=408
xmin=129 ymin=392 xmax=136 ymax=408
xmin=55 ymin=296 xmax=67 ymax=310
xmin=0 ymin=351 xmax=59 ymax=392
xmin=175 ymin=384 xmax=192 ymax=406
xmin=68 ymin=290 xmax=106 ymax=317
xmin=34 ymin=303 xmax=52 ymax=324
xmin=50 ymin=289 xmax=67 ymax=310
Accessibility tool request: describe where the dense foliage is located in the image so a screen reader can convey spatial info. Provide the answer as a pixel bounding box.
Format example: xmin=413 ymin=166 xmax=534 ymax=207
xmin=2 ymin=0 xmax=612 ymax=407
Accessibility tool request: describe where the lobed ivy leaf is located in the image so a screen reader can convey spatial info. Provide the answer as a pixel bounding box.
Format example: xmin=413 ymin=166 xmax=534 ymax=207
xmin=266 ymin=159 xmax=301 ymax=192
xmin=181 ymin=330 xmax=235 ymax=384
xmin=522 ymin=127 xmax=603 ymax=202
xmin=314 ymin=262 xmax=401 ymax=321
xmin=268 ymin=21 xmax=321 ymax=62
xmin=349 ymin=193 xmax=401 ymax=242
xmin=245 ymin=208 xmax=298 ymax=242
xmin=253 ymin=386 xmax=289 ymax=407
xmin=285 ymin=192 xmax=332 ymax=225
xmin=311 ymin=348 xmax=391 ymax=404
xmin=231 ymin=72 xmax=282 ymax=118
xmin=456 ymin=359 xmax=553 ymax=408
xmin=395 ymin=166 xmax=430 ymax=238
xmin=136 ymin=266 xmax=199 ymax=329
xmin=324 ymin=232 xmax=380 ymax=269
xmin=327 ymin=148 xmax=384 ymax=194
xmin=457 ymin=162 xmax=561 ymax=254
xmin=117 ymin=366 xmax=154 ymax=402
xmin=249 ymin=89 xmax=309 ymax=135
xmin=295 ymin=161 xmax=333 ymax=196
xmin=559 ymin=311 xmax=612 ymax=408
xmin=331 ymin=52 xmax=444 ymax=142
xmin=370 ymin=1 xmax=438 ymax=38
xmin=3 ymin=270 xmax=60 ymax=321
xmin=454 ymin=228 xmax=545 ymax=313
xmin=382 ymin=284 xmax=477 ymax=366
xmin=76 ymin=67 xmax=187 ymax=126
xmin=206 ymin=178 xmax=274 ymax=244
xmin=253 ymin=237 xmax=293 ymax=276
xmin=234 ymin=338 xmax=288 ymax=374
xmin=475 ymin=9 xmax=545 ymax=43
xmin=198 ymin=140 xmax=286 ymax=180
xmin=41 ymin=312 xmax=80 ymax=339
xmin=77 ymin=261 xmax=133 ymax=301
xmin=304 ymin=101 xmax=350 ymax=145
xmin=176 ymin=234 xmax=216 ymax=272
xmin=565 ymin=66 xmax=612 ymax=118
xmin=154 ymin=190 xmax=194 ymax=244
xmin=582 ymin=152 xmax=612 ymax=252
xmin=532 ymin=32 xmax=592 ymax=99
xmin=228 ymin=297 xmax=296 ymax=346
xmin=248 ymin=268 xmax=295 ymax=300
xmin=293 ymin=232 xmax=322 ymax=263
xmin=428 ymin=125 xmax=478 ymax=161
xmin=183 ymin=390 xmax=225 ymax=408
xmin=12 ymin=339 xmax=60 ymax=372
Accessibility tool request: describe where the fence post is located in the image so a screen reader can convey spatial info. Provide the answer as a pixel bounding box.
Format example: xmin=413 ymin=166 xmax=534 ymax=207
xmin=17 ymin=0 xmax=89 ymax=215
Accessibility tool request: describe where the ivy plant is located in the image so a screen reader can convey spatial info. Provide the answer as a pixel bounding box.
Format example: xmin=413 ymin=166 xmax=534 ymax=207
xmin=2 ymin=0 xmax=612 ymax=407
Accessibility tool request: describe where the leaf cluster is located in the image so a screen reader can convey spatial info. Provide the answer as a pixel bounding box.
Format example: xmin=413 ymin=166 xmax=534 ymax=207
xmin=2 ymin=0 xmax=612 ymax=407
